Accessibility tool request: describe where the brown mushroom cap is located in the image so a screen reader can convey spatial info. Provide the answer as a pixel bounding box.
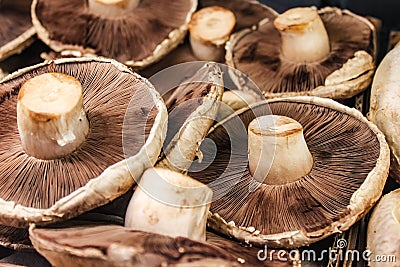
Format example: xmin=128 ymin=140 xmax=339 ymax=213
xmin=29 ymin=224 xmax=244 ymax=267
xmin=226 ymin=7 xmax=376 ymax=99
xmin=0 ymin=0 xmax=35 ymax=61
xmin=367 ymin=188 xmax=400 ymax=267
xmin=0 ymin=57 xmax=167 ymax=228
xmin=189 ymin=96 xmax=389 ymax=248
xmin=31 ymin=0 xmax=197 ymax=67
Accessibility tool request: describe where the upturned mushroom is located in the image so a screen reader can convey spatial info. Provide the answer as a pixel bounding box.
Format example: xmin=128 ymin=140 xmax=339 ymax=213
xmin=0 ymin=0 xmax=35 ymax=61
xmin=31 ymin=0 xmax=197 ymax=68
xmin=367 ymin=188 xmax=400 ymax=267
xmin=368 ymin=43 xmax=400 ymax=183
xmin=189 ymin=96 xmax=389 ymax=248
xmin=0 ymin=57 xmax=166 ymax=248
xmin=226 ymin=7 xmax=376 ymax=99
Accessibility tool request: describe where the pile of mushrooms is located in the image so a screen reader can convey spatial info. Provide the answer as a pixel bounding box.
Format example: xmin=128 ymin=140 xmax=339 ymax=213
xmin=226 ymin=6 xmax=376 ymax=99
xmin=0 ymin=57 xmax=166 ymax=249
xmin=31 ymin=0 xmax=197 ymax=68
xmin=189 ymin=96 xmax=389 ymax=248
xmin=0 ymin=0 xmax=35 ymax=61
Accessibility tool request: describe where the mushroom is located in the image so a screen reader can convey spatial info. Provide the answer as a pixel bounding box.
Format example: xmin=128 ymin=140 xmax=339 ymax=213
xmin=368 ymin=43 xmax=400 ymax=183
xmin=189 ymin=96 xmax=389 ymax=248
xmin=226 ymin=7 xmax=376 ymax=99
xmin=152 ymin=62 xmax=224 ymax=173
xmin=0 ymin=57 xmax=166 ymax=247
xmin=0 ymin=0 xmax=35 ymax=61
xmin=139 ymin=0 xmax=278 ymax=78
xmin=367 ymin=188 xmax=400 ymax=267
xmin=31 ymin=0 xmax=197 ymax=68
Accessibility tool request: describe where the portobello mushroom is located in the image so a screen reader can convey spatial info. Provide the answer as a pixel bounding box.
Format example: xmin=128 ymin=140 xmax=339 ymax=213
xmin=226 ymin=7 xmax=376 ymax=99
xmin=368 ymin=43 xmax=400 ymax=183
xmin=31 ymin=0 xmax=197 ymax=67
xmin=189 ymin=96 xmax=389 ymax=248
xmin=0 ymin=0 xmax=35 ymax=61
xmin=0 ymin=57 xmax=166 ymax=248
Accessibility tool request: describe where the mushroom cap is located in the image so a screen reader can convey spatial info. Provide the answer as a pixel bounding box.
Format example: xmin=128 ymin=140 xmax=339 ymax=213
xmin=189 ymin=96 xmax=389 ymax=248
xmin=0 ymin=57 xmax=167 ymax=227
xmin=0 ymin=0 xmax=36 ymax=61
xmin=368 ymin=44 xmax=400 ymax=184
xmin=226 ymin=7 xmax=376 ymax=100
xmin=367 ymin=188 xmax=400 ymax=267
xmin=139 ymin=0 xmax=278 ymax=78
xmin=31 ymin=0 xmax=197 ymax=68
xmin=153 ymin=62 xmax=224 ymax=173
xmin=29 ymin=224 xmax=244 ymax=267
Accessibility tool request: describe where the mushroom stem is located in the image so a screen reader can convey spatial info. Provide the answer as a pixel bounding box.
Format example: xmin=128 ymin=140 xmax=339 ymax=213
xmin=17 ymin=72 xmax=89 ymax=160
xmin=248 ymin=115 xmax=313 ymax=185
xmin=189 ymin=6 xmax=236 ymax=62
xmin=273 ymin=7 xmax=330 ymax=63
xmin=125 ymin=168 xmax=212 ymax=241
xmin=88 ymin=0 xmax=139 ymax=17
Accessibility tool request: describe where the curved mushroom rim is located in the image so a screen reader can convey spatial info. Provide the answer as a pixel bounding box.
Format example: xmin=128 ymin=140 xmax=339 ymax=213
xmin=225 ymin=7 xmax=376 ymax=100
xmin=31 ymin=0 xmax=198 ymax=68
xmin=0 ymin=57 xmax=167 ymax=227
xmin=0 ymin=27 xmax=36 ymax=61
xmin=205 ymin=96 xmax=389 ymax=248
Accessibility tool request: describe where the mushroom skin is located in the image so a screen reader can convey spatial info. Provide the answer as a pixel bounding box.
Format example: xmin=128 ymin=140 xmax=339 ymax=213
xmin=226 ymin=7 xmax=376 ymax=99
xmin=368 ymin=44 xmax=400 ymax=183
xmin=191 ymin=96 xmax=389 ymax=248
xmin=367 ymin=189 xmax=400 ymax=267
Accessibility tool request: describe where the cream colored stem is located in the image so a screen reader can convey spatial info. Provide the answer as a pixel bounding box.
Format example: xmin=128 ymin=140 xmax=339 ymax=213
xmin=88 ymin=0 xmax=139 ymax=17
xmin=125 ymin=168 xmax=212 ymax=241
xmin=189 ymin=6 xmax=236 ymax=61
xmin=274 ymin=7 xmax=330 ymax=63
xmin=17 ymin=72 xmax=89 ymax=160
xmin=248 ymin=115 xmax=313 ymax=185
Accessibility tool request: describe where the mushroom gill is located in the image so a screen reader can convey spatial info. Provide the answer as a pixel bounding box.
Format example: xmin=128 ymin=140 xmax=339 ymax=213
xmin=227 ymin=7 xmax=375 ymax=98
xmin=32 ymin=0 xmax=197 ymax=66
xmin=189 ymin=97 xmax=388 ymax=247
xmin=0 ymin=59 xmax=158 ymax=211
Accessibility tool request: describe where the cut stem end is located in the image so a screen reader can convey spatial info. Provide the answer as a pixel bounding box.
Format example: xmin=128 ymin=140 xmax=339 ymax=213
xmin=248 ymin=115 xmax=313 ymax=185
xmin=88 ymin=0 xmax=139 ymax=17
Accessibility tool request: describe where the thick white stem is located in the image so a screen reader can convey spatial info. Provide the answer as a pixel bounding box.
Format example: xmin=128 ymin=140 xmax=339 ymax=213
xmin=88 ymin=0 xmax=139 ymax=17
xmin=125 ymin=168 xmax=212 ymax=241
xmin=274 ymin=7 xmax=330 ymax=63
xmin=189 ymin=6 xmax=236 ymax=61
xmin=248 ymin=115 xmax=313 ymax=185
xmin=17 ymin=72 xmax=89 ymax=160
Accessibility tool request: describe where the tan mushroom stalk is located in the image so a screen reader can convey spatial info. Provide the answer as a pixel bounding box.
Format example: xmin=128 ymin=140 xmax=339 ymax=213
xmin=88 ymin=0 xmax=139 ymax=17
xmin=189 ymin=6 xmax=236 ymax=61
xmin=367 ymin=189 xmax=400 ymax=267
xmin=17 ymin=73 xmax=89 ymax=160
xmin=248 ymin=115 xmax=313 ymax=185
xmin=125 ymin=168 xmax=212 ymax=241
xmin=274 ymin=7 xmax=330 ymax=63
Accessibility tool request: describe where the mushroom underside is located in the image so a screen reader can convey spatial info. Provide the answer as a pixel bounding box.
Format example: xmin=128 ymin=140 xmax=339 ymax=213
xmin=230 ymin=8 xmax=374 ymax=94
xmin=0 ymin=8 xmax=31 ymax=48
xmin=33 ymin=0 xmax=195 ymax=63
xmin=0 ymin=60 xmax=157 ymax=210
xmin=189 ymin=100 xmax=380 ymax=237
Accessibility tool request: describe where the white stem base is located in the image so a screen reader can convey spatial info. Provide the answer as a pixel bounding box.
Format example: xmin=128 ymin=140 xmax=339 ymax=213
xmin=248 ymin=115 xmax=313 ymax=185
xmin=125 ymin=168 xmax=212 ymax=241
xmin=17 ymin=72 xmax=89 ymax=160
xmin=274 ymin=7 xmax=330 ymax=63
xmin=189 ymin=6 xmax=236 ymax=61
xmin=88 ymin=0 xmax=139 ymax=17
